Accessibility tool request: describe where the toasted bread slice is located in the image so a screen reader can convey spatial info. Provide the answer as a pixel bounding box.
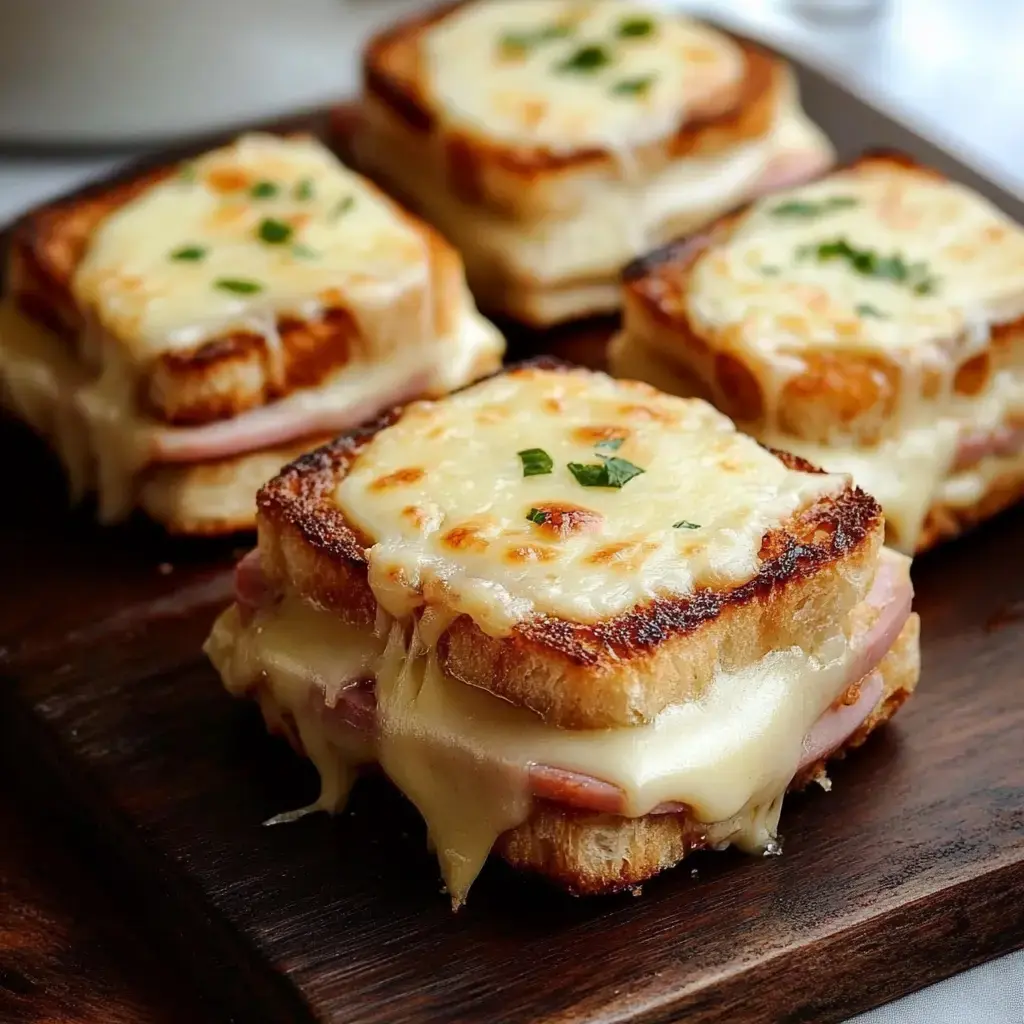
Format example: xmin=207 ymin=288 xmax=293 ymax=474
xmin=363 ymin=1 xmax=775 ymax=221
xmin=7 ymin=132 xmax=472 ymax=427
xmin=255 ymin=359 xmax=882 ymax=729
xmin=499 ymin=610 xmax=919 ymax=895
xmin=614 ymin=152 xmax=1024 ymax=551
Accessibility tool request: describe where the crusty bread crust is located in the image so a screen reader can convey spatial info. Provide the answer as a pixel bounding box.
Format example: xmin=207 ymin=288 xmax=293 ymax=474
xmin=497 ymin=611 xmax=919 ymax=895
xmin=363 ymin=2 xmax=782 ymax=221
xmin=5 ymin=136 xmax=468 ymax=427
xmin=256 ymin=358 xmax=885 ymax=729
xmin=621 ymin=151 xmax=1024 ymax=447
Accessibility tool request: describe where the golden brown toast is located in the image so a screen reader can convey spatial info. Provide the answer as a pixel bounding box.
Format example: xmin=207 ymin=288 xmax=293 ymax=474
xmin=6 ymin=133 xmax=470 ymax=427
xmin=614 ymin=151 xmax=1024 ymax=552
xmin=255 ymin=359 xmax=884 ymax=730
xmin=362 ymin=2 xmax=781 ymax=222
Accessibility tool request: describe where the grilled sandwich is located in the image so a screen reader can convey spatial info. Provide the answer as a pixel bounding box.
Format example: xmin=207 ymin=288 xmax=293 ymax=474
xmin=610 ymin=153 xmax=1024 ymax=553
xmin=205 ymin=361 xmax=919 ymax=906
xmin=0 ymin=132 xmax=503 ymax=533
xmin=355 ymin=0 xmax=834 ymax=327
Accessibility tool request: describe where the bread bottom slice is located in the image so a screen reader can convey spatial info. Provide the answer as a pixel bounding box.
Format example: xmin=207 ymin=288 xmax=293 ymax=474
xmin=498 ymin=613 xmax=919 ymax=895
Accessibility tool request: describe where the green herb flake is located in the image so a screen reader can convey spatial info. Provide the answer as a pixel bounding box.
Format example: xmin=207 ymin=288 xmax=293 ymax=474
xmin=291 ymin=243 xmax=319 ymax=260
xmin=526 ymin=507 xmax=550 ymax=525
xmin=617 ymin=16 xmax=655 ymax=38
xmin=329 ymin=196 xmax=355 ymax=222
xmin=760 ymin=265 xmax=782 ymax=276
xmin=169 ymin=245 xmax=206 ymax=262
xmin=595 ymin=437 xmax=624 ymax=451
xmin=518 ymin=448 xmax=554 ymax=477
xmin=498 ymin=23 xmax=572 ymax=56
xmin=770 ymin=196 xmax=859 ymax=219
xmin=257 ymin=218 xmax=293 ymax=245
xmin=568 ymin=455 xmax=645 ymax=489
xmin=250 ymin=180 xmax=279 ymax=199
xmin=293 ymin=178 xmax=314 ymax=201
xmin=799 ymin=237 xmax=940 ymax=295
xmin=178 ymin=163 xmax=198 ymax=184
xmin=611 ymin=75 xmax=656 ymax=97
xmin=855 ymin=303 xmax=887 ymax=319
xmin=556 ymin=44 xmax=611 ymax=74
xmin=214 ymin=278 xmax=263 ymax=295
xmin=673 ymin=520 xmax=700 ymax=530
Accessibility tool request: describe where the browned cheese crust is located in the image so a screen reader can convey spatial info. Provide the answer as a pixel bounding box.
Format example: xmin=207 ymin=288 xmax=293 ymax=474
xmin=5 ymin=135 xmax=468 ymax=427
xmin=256 ymin=358 xmax=885 ymax=730
xmin=361 ymin=1 xmax=784 ymax=220
xmin=621 ymin=151 xmax=1024 ymax=449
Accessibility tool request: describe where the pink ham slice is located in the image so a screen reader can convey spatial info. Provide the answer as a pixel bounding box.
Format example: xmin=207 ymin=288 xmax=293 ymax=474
xmin=954 ymin=421 xmax=1024 ymax=472
xmin=752 ymin=146 xmax=835 ymax=198
xmin=151 ymin=368 xmax=433 ymax=464
xmin=234 ymin=550 xmax=912 ymax=816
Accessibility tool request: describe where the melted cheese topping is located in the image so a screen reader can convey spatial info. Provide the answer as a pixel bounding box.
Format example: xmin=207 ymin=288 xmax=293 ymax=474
xmin=422 ymin=1 xmax=744 ymax=154
xmin=336 ymin=366 xmax=846 ymax=631
xmin=73 ymin=133 xmax=432 ymax=361
xmin=206 ymin=591 xmax=858 ymax=906
xmin=0 ymin=301 xmax=501 ymax=523
xmin=689 ymin=165 xmax=1024 ymax=362
xmin=609 ymin=332 xmax=1024 ymax=552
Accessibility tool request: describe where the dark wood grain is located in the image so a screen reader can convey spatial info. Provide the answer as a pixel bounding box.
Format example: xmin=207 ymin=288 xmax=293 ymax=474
xmin=2 ymin=55 xmax=1024 ymax=1024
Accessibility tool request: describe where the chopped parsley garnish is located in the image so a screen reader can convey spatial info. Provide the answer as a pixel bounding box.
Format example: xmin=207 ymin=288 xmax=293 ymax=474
xmin=855 ymin=303 xmax=887 ymax=318
xmin=568 ymin=455 xmax=645 ymax=489
xmin=329 ymin=196 xmax=355 ymax=221
xmin=214 ymin=278 xmax=263 ymax=295
xmin=293 ymin=178 xmax=314 ymax=201
xmin=611 ymin=75 xmax=656 ymax=97
xmin=518 ymin=448 xmax=553 ymax=476
xmin=178 ymin=163 xmax=197 ymax=184
xmin=257 ymin=218 xmax=293 ymax=244
xmin=798 ymin=237 xmax=939 ymax=295
xmin=673 ymin=520 xmax=700 ymax=530
xmin=760 ymin=265 xmax=782 ymax=276
xmin=250 ymin=180 xmax=279 ymax=199
xmin=595 ymin=437 xmax=624 ymax=452
xmin=291 ymin=243 xmax=319 ymax=260
xmin=556 ymin=44 xmax=611 ymax=73
xmin=169 ymin=245 xmax=206 ymax=262
xmin=526 ymin=507 xmax=549 ymax=525
xmin=498 ymin=23 xmax=572 ymax=56
xmin=617 ymin=16 xmax=655 ymax=38
xmin=770 ymin=196 xmax=858 ymax=218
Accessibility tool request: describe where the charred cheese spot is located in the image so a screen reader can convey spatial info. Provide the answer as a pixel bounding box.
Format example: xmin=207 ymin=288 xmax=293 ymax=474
xmin=442 ymin=523 xmax=491 ymax=553
xmin=402 ymin=505 xmax=429 ymax=529
xmin=572 ymin=425 xmax=631 ymax=446
xmin=206 ymin=166 xmax=251 ymax=193
xmin=586 ymin=540 xmax=658 ymax=572
xmin=371 ymin=467 xmax=425 ymax=491
xmin=527 ymin=502 xmax=604 ymax=541
xmin=954 ymin=352 xmax=990 ymax=396
xmin=504 ymin=544 xmax=558 ymax=564
xmin=616 ymin=402 xmax=675 ymax=423
xmin=543 ymin=397 xmax=565 ymax=414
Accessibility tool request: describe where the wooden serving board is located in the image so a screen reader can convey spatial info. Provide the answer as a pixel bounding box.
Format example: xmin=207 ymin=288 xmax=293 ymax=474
xmin=3 ymin=52 xmax=1024 ymax=1023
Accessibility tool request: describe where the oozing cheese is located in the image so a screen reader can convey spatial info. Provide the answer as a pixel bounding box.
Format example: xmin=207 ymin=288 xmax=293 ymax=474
xmin=422 ymin=1 xmax=744 ymax=154
xmin=609 ymin=332 xmax=1024 ymax=551
xmin=73 ymin=133 xmax=433 ymax=363
xmin=336 ymin=366 xmax=846 ymax=631
xmin=688 ymin=164 xmax=1024 ymax=376
xmin=206 ymin=591 xmax=859 ymax=906
xmin=0 ymin=300 xmax=501 ymax=522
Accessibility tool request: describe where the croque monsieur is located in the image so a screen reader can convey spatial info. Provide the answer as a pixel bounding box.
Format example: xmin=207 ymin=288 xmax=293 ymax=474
xmin=205 ymin=361 xmax=920 ymax=906
xmin=355 ymin=0 xmax=834 ymax=326
xmin=0 ymin=132 xmax=502 ymax=533
xmin=611 ymin=153 xmax=1024 ymax=553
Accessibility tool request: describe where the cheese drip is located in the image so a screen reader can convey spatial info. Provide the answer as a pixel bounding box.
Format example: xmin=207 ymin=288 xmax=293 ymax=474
xmin=207 ymin=591 xmax=858 ymax=906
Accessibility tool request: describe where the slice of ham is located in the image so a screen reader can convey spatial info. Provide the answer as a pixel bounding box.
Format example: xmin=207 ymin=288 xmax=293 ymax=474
xmin=954 ymin=421 xmax=1024 ymax=472
xmin=234 ymin=550 xmax=912 ymax=817
xmin=151 ymin=368 xmax=433 ymax=464
xmin=752 ymin=146 xmax=835 ymax=198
